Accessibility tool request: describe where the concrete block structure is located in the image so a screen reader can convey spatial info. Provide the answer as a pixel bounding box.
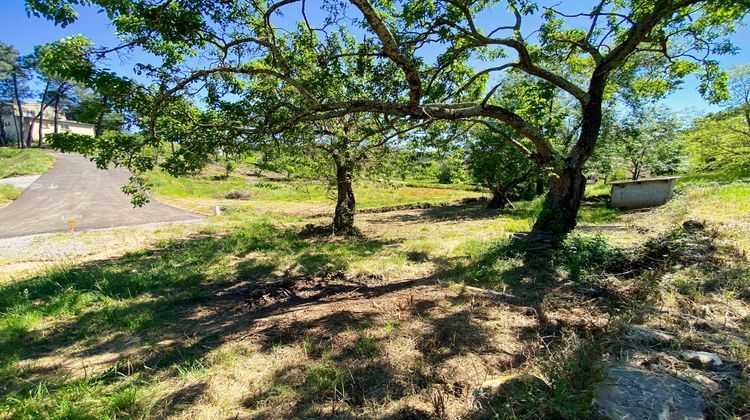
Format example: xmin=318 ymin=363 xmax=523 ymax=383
xmin=610 ymin=177 xmax=679 ymax=209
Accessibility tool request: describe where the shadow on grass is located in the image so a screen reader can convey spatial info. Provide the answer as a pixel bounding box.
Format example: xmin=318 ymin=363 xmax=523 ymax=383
xmin=364 ymin=199 xmax=619 ymax=231
xmin=364 ymin=201 xmax=504 ymax=224
xmin=0 ymin=202 xmax=628 ymax=418
xmin=0 ymin=220 xmax=404 ymax=415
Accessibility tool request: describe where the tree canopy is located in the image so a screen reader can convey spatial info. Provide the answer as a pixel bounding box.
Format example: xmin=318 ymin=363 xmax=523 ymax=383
xmin=27 ymin=0 xmax=750 ymax=233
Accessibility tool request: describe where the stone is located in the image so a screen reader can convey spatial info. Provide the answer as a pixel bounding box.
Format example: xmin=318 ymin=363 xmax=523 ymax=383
xmin=688 ymin=373 xmax=721 ymax=395
xmin=471 ymin=374 xmax=549 ymax=409
xmin=592 ymin=365 xmax=706 ymax=419
xmin=624 ymin=326 xmax=675 ymax=347
xmin=680 ymin=351 xmax=723 ymax=369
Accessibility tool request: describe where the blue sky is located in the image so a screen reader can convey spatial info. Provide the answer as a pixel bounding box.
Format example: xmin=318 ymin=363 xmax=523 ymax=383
xmin=1 ymin=0 xmax=748 ymax=116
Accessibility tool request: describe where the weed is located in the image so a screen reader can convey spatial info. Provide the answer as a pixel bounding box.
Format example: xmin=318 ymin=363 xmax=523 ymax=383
xmin=108 ymin=386 xmax=142 ymax=416
xmin=304 ymin=363 xmax=347 ymax=396
xmin=176 ymin=358 xmax=209 ymax=378
xmin=353 ymin=336 xmax=379 ymax=358
xmin=538 ymin=333 xmax=603 ymax=419
xmin=555 ymin=235 xmax=623 ymax=281
xmin=302 ymin=337 xmax=317 ymax=357
xmin=384 ymin=320 xmax=402 ymax=334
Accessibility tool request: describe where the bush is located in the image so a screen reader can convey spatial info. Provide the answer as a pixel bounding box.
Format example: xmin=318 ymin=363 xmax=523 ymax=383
xmin=436 ymin=163 xmax=454 ymax=184
xmin=223 ymin=190 xmax=251 ymax=200
xmin=555 ymin=235 xmax=622 ymax=281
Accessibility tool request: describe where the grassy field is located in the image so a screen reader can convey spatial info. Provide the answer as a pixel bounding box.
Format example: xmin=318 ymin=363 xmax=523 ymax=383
xmin=0 ymin=184 xmax=21 ymax=207
xmin=144 ymin=168 xmax=485 ymax=214
xmin=0 ymin=148 xmax=55 ymax=179
xmin=0 ymin=168 xmax=747 ymax=418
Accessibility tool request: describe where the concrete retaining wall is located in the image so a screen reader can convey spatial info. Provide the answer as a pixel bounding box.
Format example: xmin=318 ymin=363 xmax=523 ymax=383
xmin=610 ymin=178 xmax=678 ymax=209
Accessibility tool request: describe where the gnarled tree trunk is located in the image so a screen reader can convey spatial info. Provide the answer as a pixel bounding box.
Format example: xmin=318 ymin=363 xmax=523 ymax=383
xmin=533 ymin=165 xmax=587 ymax=233
xmin=533 ymin=78 xmax=605 ymax=235
xmin=332 ymin=160 xmax=356 ymax=235
xmin=486 ymin=169 xmax=534 ymax=210
xmin=488 ymin=190 xmax=509 ymax=209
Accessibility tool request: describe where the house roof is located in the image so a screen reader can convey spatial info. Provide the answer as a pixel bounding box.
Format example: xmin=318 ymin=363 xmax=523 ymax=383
xmin=3 ymin=102 xmax=71 ymax=120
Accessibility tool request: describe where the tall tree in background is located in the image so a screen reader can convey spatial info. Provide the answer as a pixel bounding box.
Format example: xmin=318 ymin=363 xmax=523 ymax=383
xmin=727 ymin=64 xmax=750 ymax=144
xmin=65 ymin=87 xmax=123 ymax=137
xmin=28 ymin=0 xmax=749 ymax=235
xmin=684 ymin=65 xmax=750 ymax=172
xmin=618 ymin=105 xmax=684 ymax=179
xmin=0 ymin=42 xmax=31 ymax=147
xmin=23 ymin=45 xmax=76 ymax=147
xmin=466 ymin=126 xmax=539 ymax=208
xmin=0 ymin=43 xmax=14 ymax=146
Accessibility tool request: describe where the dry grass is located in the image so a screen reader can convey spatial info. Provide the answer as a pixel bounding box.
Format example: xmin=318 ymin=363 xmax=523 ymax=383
xmin=0 ymin=181 xmax=747 ymax=418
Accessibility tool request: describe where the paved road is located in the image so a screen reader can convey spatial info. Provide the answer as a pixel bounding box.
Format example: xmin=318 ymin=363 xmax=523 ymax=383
xmin=0 ymin=153 xmax=203 ymax=238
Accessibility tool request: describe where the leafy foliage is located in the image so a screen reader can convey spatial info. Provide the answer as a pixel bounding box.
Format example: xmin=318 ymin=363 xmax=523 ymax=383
xmin=466 ymin=126 xmax=539 ymax=207
xmin=685 ymin=65 xmax=750 ymax=172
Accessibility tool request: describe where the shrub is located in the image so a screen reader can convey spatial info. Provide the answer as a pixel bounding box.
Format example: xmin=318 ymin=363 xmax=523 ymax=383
xmin=555 ymin=235 xmax=622 ymax=281
xmin=223 ymin=190 xmax=251 ymax=200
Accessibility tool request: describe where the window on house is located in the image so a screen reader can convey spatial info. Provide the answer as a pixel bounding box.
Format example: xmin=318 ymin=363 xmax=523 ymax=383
xmin=61 ymin=123 xmax=69 ymax=129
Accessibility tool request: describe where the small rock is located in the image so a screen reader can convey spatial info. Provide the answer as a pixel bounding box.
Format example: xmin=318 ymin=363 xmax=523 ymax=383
xmin=682 ymin=219 xmax=705 ymax=231
xmin=592 ymin=365 xmax=706 ymax=419
xmin=680 ymin=351 xmax=723 ymax=369
xmin=471 ymin=374 xmax=549 ymax=409
xmin=624 ymin=325 xmax=675 ymax=346
xmin=688 ymin=372 xmax=721 ymax=395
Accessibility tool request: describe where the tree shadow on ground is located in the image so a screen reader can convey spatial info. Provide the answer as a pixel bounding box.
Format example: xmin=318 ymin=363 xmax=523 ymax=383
xmin=0 ymin=206 xmax=613 ymax=417
xmin=0 ymin=203 xmax=676 ymax=418
xmin=363 ymin=201 xmax=504 ymax=224
xmin=0 ymin=221 xmax=397 ymax=398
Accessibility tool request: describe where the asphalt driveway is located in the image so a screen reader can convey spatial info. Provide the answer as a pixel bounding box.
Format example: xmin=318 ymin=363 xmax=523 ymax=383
xmin=0 ymin=152 xmax=203 ymax=238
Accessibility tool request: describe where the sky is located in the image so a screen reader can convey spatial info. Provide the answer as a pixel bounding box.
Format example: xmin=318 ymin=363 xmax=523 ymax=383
xmin=1 ymin=0 xmax=749 ymax=116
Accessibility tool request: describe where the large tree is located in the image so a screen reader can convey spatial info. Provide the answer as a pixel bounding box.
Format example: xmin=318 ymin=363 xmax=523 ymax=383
xmin=29 ymin=0 xmax=748 ymax=234
xmin=0 ymin=42 xmax=32 ymax=148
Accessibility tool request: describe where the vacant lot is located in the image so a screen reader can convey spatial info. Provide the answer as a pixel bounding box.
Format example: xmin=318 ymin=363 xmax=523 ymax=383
xmin=0 ymin=169 xmax=748 ymax=418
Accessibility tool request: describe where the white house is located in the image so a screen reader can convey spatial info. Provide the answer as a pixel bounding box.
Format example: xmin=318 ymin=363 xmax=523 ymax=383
xmin=1 ymin=102 xmax=95 ymax=143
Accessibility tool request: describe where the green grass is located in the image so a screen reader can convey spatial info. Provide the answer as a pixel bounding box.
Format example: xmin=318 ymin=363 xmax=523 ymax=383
xmin=145 ymin=170 xmax=483 ymax=209
xmin=677 ymin=167 xmax=750 ymax=185
xmin=0 ymin=215 xmax=399 ymax=417
xmin=0 ymin=184 xmax=21 ymax=207
xmin=0 ymin=148 xmax=55 ymax=178
xmin=585 ymin=181 xmax=610 ymax=198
